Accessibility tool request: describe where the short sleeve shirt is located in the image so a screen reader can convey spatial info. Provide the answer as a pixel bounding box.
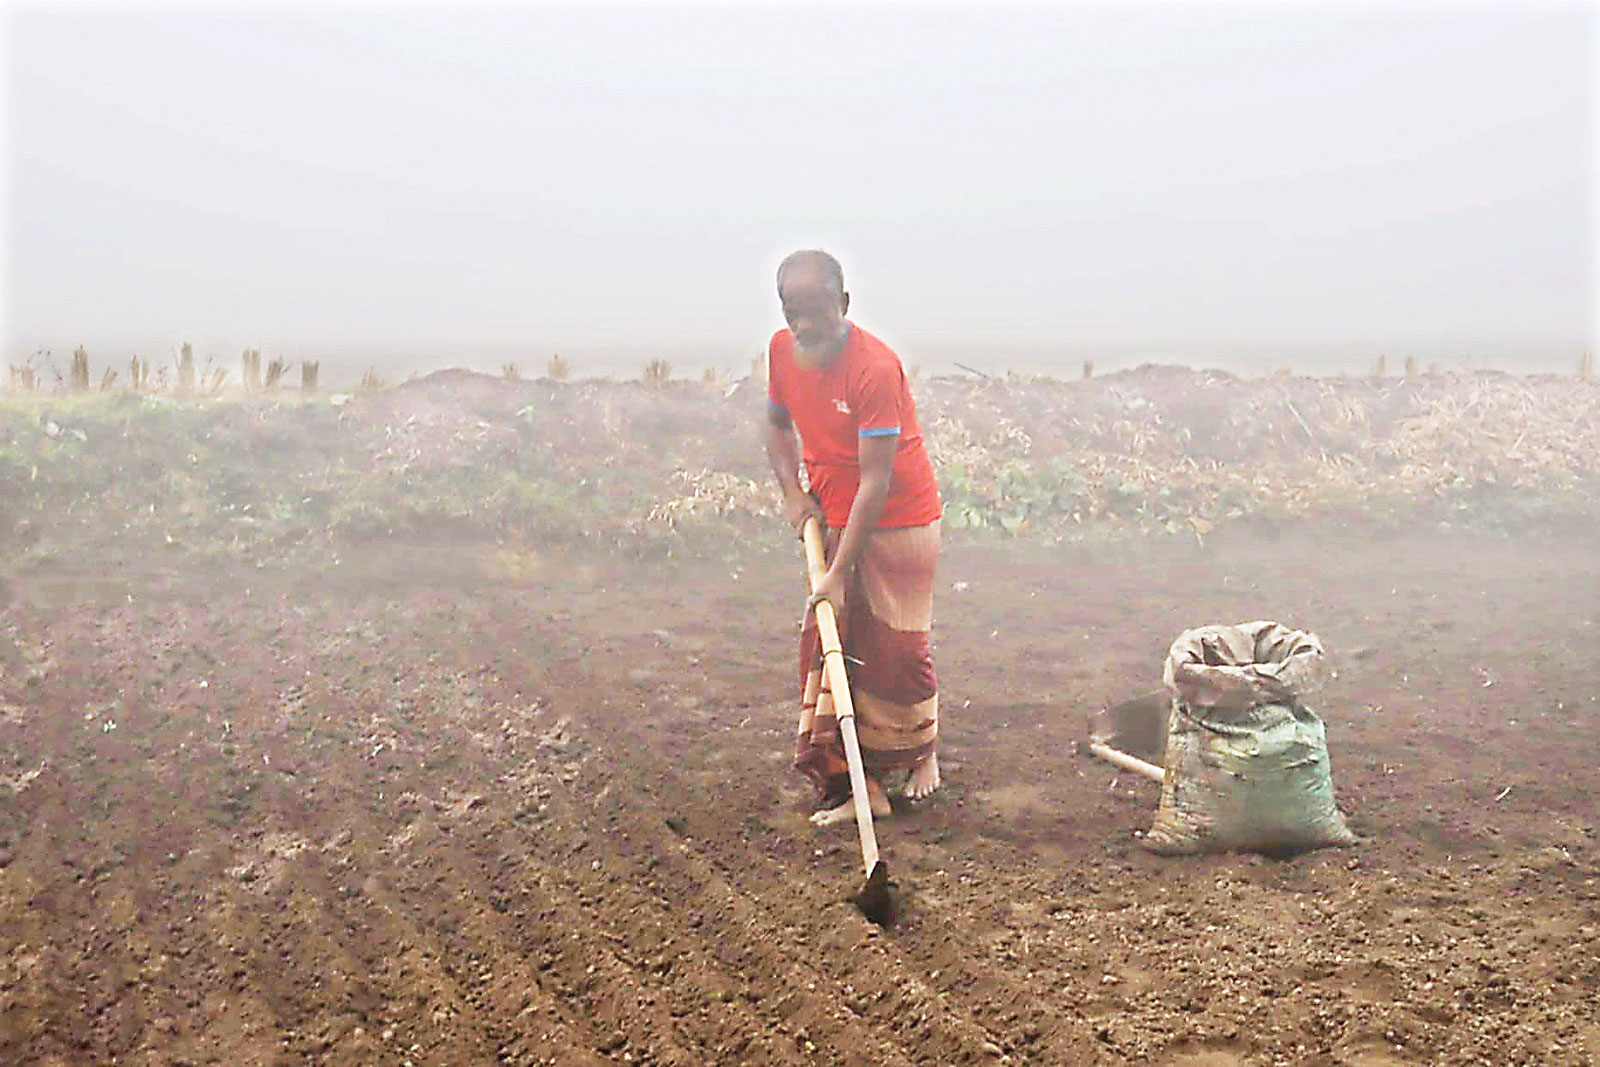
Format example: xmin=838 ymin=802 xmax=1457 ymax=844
xmin=767 ymin=323 xmax=942 ymax=529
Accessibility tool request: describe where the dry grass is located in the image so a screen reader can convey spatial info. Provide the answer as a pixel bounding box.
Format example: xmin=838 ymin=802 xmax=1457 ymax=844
xmin=5 ymin=366 xmax=1594 ymax=570
xmin=642 ymin=359 xmax=672 ymax=389
xmin=630 ymin=370 xmax=1597 ymax=538
xmin=644 ymin=469 xmax=777 ymax=527
xmin=177 ymin=343 xmax=196 ymax=395
xmin=264 ymin=357 xmax=289 ymax=391
xmin=70 ymin=347 xmax=91 ymax=393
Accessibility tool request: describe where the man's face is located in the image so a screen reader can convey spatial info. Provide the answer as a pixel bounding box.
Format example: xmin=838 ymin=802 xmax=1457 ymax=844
xmin=779 ymin=269 xmax=848 ymax=360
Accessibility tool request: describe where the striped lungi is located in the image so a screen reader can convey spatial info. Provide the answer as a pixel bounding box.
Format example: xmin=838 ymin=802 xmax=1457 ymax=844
xmin=794 ymin=520 xmax=940 ymax=808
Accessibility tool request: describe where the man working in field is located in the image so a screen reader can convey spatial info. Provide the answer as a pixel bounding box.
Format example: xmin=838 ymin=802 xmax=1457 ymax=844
xmin=764 ymin=250 xmax=945 ymax=827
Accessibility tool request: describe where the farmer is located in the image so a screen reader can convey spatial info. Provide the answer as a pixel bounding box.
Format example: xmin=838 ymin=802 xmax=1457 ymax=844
xmin=763 ymin=249 xmax=945 ymax=827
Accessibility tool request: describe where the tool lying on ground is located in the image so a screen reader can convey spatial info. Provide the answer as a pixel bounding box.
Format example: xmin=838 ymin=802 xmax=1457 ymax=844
xmin=1086 ymin=690 xmax=1170 ymax=783
xmin=800 ymin=515 xmax=894 ymax=927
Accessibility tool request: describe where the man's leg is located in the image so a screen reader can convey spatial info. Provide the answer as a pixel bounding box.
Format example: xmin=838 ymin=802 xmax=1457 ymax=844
xmin=906 ymin=522 xmax=943 ymax=801
xmin=808 ymin=774 xmax=892 ymax=825
xmin=907 ymin=752 xmax=941 ymax=799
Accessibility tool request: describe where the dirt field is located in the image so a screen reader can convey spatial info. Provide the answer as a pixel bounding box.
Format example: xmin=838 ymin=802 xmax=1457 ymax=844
xmin=1 ymin=518 xmax=1596 ymax=1067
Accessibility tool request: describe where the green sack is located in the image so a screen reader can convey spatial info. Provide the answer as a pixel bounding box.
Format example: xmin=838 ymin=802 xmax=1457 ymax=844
xmin=1143 ymin=621 xmax=1357 ymax=856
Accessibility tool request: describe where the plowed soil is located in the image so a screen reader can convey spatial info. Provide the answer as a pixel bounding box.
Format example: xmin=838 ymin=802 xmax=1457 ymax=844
xmin=1 ymin=524 xmax=1596 ymax=1066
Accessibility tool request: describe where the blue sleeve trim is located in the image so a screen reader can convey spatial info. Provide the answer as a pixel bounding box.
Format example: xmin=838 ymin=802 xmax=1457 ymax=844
xmin=768 ymin=400 xmax=789 ymax=415
xmin=859 ymin=426 xmax=901 ymax=438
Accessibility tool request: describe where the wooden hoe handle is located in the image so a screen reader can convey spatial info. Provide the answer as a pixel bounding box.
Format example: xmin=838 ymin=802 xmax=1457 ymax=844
xmin=1087 ymin=741 xmax=1166 ymax=783
xmin=801 ymin=517 xmax=882 ymax=876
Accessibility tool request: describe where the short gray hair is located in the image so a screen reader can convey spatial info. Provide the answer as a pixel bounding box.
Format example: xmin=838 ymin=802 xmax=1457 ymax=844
xmin=776 ymin=249 xmax=845 ymax=296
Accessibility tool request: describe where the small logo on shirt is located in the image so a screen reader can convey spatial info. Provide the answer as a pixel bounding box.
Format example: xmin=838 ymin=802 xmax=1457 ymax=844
xmin=833 ymin=398 xmax=852 ymax=416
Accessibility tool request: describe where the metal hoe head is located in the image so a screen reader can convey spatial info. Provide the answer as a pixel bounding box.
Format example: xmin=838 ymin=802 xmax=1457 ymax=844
xmin=851 ymin=860 xmax=894 ymax=927
xmin=1083 ymin=690 xmax=1171 ymax=784
xmin=1090 ymin=690 xmax=1172 ymax=763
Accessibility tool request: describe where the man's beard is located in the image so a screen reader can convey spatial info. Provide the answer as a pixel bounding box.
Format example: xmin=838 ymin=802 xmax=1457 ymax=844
xmin=794 ymin=326 xmax=846 ymax=368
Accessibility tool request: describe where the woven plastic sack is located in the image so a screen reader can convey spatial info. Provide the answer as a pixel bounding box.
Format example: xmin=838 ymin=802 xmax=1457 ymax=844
xmin=1143 ymin=620 xmax=1356 ymax=856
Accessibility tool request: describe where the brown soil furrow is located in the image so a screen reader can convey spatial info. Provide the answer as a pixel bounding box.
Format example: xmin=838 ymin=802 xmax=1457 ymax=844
xmin=507 ymin=667 xmax=1072 ymax=1065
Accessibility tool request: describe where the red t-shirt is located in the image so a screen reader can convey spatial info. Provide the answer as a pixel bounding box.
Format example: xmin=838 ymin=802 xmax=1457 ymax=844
xmin=767 ymin=323 xmax=942 ymax=530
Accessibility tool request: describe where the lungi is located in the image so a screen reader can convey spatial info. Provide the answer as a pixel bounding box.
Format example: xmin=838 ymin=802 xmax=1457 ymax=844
xmin=794 ymin=520 xmax=940 ymax=808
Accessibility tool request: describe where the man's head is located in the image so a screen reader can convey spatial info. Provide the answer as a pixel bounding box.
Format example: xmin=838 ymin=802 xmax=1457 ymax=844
xmin=777 ymin=250 xmax=850 ymax=364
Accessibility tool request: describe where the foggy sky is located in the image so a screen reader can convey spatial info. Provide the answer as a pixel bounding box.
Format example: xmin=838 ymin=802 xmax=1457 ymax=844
xmin=3 ymin=2 xmax=1595 ymax=375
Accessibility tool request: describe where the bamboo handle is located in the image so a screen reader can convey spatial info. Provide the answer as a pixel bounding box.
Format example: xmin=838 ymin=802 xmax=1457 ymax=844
xmin=1087 ymin=740 xmax=1166 ymax=783
xmin=801 ymin=517 xmax=881 ymax=875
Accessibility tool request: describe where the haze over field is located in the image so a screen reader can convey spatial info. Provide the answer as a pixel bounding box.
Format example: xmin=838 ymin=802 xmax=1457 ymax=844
xmin=4 ymin=2 xmax=1595 ymax=382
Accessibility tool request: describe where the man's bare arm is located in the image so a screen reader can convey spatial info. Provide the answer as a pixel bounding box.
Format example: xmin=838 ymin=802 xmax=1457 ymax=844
xmin=765 ymin=409 xmax=822 ymax=528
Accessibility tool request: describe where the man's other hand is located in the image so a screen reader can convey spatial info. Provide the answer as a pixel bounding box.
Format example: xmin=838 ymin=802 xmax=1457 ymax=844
xmin=784 ymin=490 xmax=824 ymax=534
xmin=807 ymin=564 xmax=847 ymax=616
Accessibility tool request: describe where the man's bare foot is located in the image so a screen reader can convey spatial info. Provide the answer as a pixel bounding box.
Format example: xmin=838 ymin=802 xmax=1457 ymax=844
xmin=809 ymin=777 xmax=891 ymax=826
xmin=907 ymin=752 xmax=941 ymax=799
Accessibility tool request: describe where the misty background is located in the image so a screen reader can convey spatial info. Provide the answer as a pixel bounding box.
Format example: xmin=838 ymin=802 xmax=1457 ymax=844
xmin=3 ymin=2 xmax=1594 ymax=385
